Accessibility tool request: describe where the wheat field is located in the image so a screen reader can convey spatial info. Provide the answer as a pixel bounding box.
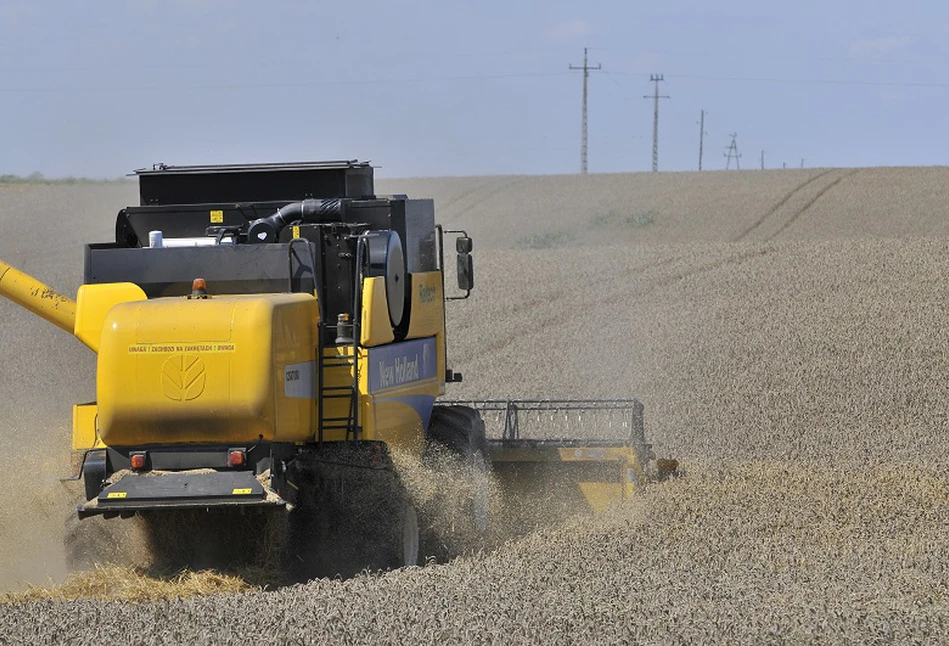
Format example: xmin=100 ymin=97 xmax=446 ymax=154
xmin=0 ymin=167 xmax=948 ymax=643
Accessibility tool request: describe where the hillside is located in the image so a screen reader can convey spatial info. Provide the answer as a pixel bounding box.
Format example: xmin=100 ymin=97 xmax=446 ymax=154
xmin=380 ymin=166 xmax=949 ymax=247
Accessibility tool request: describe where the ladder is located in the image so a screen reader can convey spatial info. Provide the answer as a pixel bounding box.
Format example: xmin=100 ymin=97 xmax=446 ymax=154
xmin=317 ymin=323 xmax=359 ymax=445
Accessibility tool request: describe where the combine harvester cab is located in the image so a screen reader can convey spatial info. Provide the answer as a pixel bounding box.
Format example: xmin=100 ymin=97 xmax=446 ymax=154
xmin=0 ymin=160 xmax=676 ymax=578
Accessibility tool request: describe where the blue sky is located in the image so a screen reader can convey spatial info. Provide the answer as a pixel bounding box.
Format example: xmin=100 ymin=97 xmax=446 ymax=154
xmin=0 ymin=1 xmax=947 ymax=178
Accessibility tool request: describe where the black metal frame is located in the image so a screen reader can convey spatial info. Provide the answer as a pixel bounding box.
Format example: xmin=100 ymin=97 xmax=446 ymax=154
xmin=133 ymin=160 xmax=374 ymax=206
xmin=443 ymin=399 xmax=647 ymax=445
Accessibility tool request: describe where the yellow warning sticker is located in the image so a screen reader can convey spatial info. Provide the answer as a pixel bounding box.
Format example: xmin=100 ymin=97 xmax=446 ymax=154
xmin=292 ymin=225 xmax=300 ymax=239
xmin=232 ymin=488 xmax=253 ymax=495
xmin=128 ymin=343 xmax=237 ymax=354
xmin=210 ymin=210 xmax=224 ymax=223
xmin=106 ymin=492 xmax=127 ymax=499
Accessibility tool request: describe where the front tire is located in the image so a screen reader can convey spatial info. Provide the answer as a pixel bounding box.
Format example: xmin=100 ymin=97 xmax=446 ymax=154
xmin=421 ymin=405 xmax=494 ymax=561
xmin=395 ymin=501 xmax=420 ymax=569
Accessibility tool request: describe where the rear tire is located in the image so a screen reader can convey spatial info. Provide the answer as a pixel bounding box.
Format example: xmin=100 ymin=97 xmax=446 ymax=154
xmin=140 ymin=507 xmax=285 ymax=574
xmin=284 ymin=460 xmax=420 ymax=581
xmin=64 ymin=510 xmax=149 ymax=573
xmin=63 ymin=479 xmax=154 ymax=573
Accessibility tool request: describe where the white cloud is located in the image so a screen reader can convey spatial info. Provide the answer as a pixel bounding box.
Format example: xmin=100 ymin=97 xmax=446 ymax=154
xmin=849 ymin=36 xmax=911 ymax=59
xmin=548 ymin=19 xmax=593 ymax=41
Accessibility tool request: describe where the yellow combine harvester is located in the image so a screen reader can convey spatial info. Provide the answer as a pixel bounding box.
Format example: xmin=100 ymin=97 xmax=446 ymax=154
xmin=0 ymin=161 xmax=674 ymax=578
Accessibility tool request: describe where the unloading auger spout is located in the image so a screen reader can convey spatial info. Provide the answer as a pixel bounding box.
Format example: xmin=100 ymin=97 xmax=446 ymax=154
xmin=0 ymin=258 xmax=77 ymax=334
xmin=0 ymin=258 xmax=146 ymax=353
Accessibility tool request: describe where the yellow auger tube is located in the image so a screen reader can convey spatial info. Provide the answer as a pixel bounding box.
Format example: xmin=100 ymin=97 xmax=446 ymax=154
xmin=0 ymin=258 xmax=76 ymax=334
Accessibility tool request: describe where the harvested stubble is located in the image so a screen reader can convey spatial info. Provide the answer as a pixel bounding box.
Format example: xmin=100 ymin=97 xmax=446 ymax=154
xmin=1 ymin=566 xmax=253 ymax=603
xmin=3 ymin=169 xmax=949 ymax=643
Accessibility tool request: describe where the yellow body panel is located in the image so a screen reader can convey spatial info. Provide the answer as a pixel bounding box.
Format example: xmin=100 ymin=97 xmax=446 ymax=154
xmin=317 ymin=338 xmax=439 ymax=459
xmin=405 ymin=272 xmax=447 ymax=395
xmin=72 ymin=403 xmax=103 ymax=450
xmin=359 ymin=337 xmax=440 ymax=458
xmin=74 ymin=283 xmax=147 ymax=352
xmin=97 ymin=293 xmax=319 ymax=446
xmin=489 ymin=445 xmax=645 ymax=511
xmin=405 ymin=272 xmax=444 ymax=340
xmin=360 ymin=277 xmax=395 ymax=347
xmin=361 ymin=382 xmax=432 ymax=457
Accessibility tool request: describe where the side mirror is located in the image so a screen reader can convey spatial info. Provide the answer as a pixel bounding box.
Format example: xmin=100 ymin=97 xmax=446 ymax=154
xmin=441 ymin=229 xmax=473 ymax=300
xmin=457 ymin=253 xmax=474 ymax=291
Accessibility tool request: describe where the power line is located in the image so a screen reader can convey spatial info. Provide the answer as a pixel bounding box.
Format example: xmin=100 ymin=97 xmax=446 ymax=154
xmin=643 ymin=74 xmax=669 ymax=172
xmin=661 ymin=72 xmax=949 ymax=89
xmin=606 ymin=70 xmax=949 ymax=89
xmin=569 ymin=47 xmax=601 ymax=175
xmin=634 ymin=49 xmax=932 ymax=67
xmin=0 ymin=71 xmax=571 ymax=94
xmin=6 ymin=67 xmax=946 ymax=94
xmin=697 ymin=109 xmax=707 ymax=171
xmin=1 ymin=47 xmax=933 ymax=74
xmin=725 ymin=133 xmax=741 ymax=170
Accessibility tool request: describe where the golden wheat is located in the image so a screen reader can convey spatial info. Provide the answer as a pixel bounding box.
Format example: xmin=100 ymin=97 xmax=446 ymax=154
xmin=2 ymin=169 xmax=949 ymax=643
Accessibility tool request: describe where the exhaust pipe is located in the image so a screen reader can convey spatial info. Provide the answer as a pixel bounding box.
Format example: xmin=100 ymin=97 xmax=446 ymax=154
xmin=0 ymin=259 xmax=76 ymax=334
xmin=247 ymin=199 xmax=345 ymax=243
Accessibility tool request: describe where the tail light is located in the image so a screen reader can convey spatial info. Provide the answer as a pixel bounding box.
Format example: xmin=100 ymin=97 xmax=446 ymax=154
xmin=369 ymin=443 xmax=383 ymax=469
xmin=130 ymin=452 xmax=147 ymax=470
xmin=228 ymin=449 xmax=246 ymax=467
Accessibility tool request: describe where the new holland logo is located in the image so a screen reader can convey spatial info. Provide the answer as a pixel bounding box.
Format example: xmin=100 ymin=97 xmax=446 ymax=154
xmin=161 ymin=354 xmax=207 ymax=401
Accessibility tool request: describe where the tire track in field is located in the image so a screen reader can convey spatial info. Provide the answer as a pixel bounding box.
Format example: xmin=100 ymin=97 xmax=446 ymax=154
xmin=576 ymin=245 xmax=779 ymax=314
xmin=498 ymin=247 xmax=782 ymax=366
xmin=765 ymin=169 xmax=860 ymax=241
xmin=440 ymin=176 xmax=527 ymax=220
xmin=639 ymin=246 xmax=778 ymax=296
xmin=734 ymin=170 xmax=835 ymax=242
xmin=477 ymin=243 xmax=779 ymax=359
xmin=438 ymin=179 xmax=498 ymax=211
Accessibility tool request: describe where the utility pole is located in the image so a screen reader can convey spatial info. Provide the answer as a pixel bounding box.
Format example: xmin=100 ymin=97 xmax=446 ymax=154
xmin=724 ymin=133 xmax=741 ymax=170
xmin=569 ymin=47 xmax=601 ymax=174
xmin=643 ymin=74 xmax=669 ymax=172
xmin=698 ymin=110 xmax=707 ymax=171
xmin=800 ymin=158 xmax=804 ymax=169
xmin=760 ymin=150 xmax=765 ymax=170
